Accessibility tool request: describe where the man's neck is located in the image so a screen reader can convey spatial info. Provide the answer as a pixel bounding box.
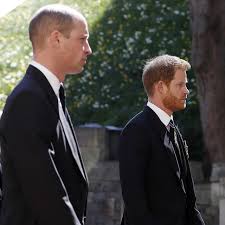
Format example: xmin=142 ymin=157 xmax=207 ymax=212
xmin=148 ymin=98 xmax=172 ymax=116
xmin=32 ymin=54 xmax=65 ymax=82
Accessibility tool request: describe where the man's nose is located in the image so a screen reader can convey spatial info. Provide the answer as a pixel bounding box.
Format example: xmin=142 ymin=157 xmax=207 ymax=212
xmin=185 ymin=86 xmax=189 ymax=95
xmin=85 ymin=41 xmax=92 ymax=55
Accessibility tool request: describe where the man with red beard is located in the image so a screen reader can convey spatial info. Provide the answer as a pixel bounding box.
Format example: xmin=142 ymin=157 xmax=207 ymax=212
xmin=119 ymin=55 xmax=205 ymax=225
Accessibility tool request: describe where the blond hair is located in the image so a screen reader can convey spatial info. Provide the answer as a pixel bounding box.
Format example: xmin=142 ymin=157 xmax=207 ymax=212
xmin=29 ymin=4 xmax=84 ymax=51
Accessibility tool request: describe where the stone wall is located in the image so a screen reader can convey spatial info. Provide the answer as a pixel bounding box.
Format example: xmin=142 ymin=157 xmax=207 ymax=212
xmin=76 ymin=125 xmax=122 ymax=225
xmin=75 ymin=125 xmax=222 ymax=225
xmin=87 ymin=162 xmax=122 ymax=225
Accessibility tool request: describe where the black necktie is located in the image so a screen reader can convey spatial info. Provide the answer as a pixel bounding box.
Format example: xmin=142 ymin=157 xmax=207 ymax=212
xmin=59 ymin=85 xmax=65 ymax=112
xmin=168 ymin=120 xmax=184 ymax=172
xmin=168 ymin=120 xmax=176 ymax=141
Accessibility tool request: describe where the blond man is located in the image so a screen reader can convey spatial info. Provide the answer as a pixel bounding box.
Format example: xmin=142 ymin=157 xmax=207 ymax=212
xmin=0 ymin=4 xmax=91 ymax=225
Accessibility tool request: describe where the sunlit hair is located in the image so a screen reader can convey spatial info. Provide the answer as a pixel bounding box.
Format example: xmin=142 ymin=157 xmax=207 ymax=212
xmin=29 ymin=4 xmax=84 ymax=51
xmin=142 ymin=54 xmax=191 ymax=96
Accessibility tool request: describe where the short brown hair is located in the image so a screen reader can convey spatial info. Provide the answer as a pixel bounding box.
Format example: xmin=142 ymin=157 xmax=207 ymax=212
xmin=29 ymin=4 xmax=84 ymax=51
xmin=142 ymin=54 xmax=191 ymax=96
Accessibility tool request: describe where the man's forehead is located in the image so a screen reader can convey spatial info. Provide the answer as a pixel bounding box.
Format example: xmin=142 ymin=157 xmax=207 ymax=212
xmin=71 ymin=21 xmax=89 ymax=35
xmin=72 ymin=15 xmax=87 ymax=26
xmin=172 ymin=69 xmax=187 ymax=80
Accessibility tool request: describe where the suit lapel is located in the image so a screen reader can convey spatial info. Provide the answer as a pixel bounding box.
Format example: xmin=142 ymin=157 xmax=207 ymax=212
xmin=164 ymin=132 xmax=186 ymax=194
xmin=26 ymin=65 xmax=88 ymax=183
xmin=163 ymin=125 xmax=187 ymax=194
xmin=65 ymin=109 xmax=88 ymax=183
xmin=143 ymin=106 xmax=186 ymax=194
xmin=174 ymin=126 xmax=188 ymax=175
xmin=163 ymin=131 xmax=181 ymax=180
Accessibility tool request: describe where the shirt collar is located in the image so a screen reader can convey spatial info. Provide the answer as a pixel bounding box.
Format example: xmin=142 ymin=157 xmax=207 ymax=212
xmin=147 ymin=101 xmax=173 ymax=127
xmin=30 ymin=60 xmax=61 ymax=96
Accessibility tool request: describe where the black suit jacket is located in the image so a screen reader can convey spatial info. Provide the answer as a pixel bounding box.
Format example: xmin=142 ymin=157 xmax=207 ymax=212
xmin=0 ymin=158 xmax=2 ymax=211
xmin=119 ymin=106 xmax=205 ymax=225
xmin=0 ymin=65 xmax=88 ymax=225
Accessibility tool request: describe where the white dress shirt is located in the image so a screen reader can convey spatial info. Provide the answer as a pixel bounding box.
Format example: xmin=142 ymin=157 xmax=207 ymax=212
xmin=147 ymin=101 xmax=173 ymax=128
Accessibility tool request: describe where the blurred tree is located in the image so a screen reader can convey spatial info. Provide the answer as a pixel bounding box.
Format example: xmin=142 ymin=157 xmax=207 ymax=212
xmin=189 ymin=0 xmax=225 ymax=177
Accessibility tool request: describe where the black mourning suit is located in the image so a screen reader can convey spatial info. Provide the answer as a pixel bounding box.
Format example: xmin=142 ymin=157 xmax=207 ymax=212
xmin=0 ymin=160 xmax=2 ymax=211
xmin=0 ymin=65 xmax=88 ymax=225
xmin=119 ymin=106 xmax=205 ymax=225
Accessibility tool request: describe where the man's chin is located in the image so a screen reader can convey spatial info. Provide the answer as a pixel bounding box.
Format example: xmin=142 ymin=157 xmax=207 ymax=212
xmin=172 ymin=104 xmax=186 ymax=112
xmin=67 ymin=67 xmax=84 ymax=75
xmin=179 ymin=104 xmax=186 ymax=110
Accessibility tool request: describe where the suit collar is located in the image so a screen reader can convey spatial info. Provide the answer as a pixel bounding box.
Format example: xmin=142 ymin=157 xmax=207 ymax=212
xmin=26 ymin=65 xmax=59 ymax=114
xmin=147 ymin=101 xmax=172 ymax=127
xmin=142 ymin=106 xmax=167 ymax=140
xmin=30 ymin=61 xmax=61 ymax=96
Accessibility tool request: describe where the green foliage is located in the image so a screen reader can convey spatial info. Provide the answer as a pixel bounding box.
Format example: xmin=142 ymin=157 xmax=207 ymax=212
xmin=67 ymin=0 xmax=192 ymax=125
xmin=66 ymin=0 xmax=202 ymax=159
xmin=0 ymin=2 xmax=31 ymax=110
xmin=0 ymin=0 xmax=109 ymax=110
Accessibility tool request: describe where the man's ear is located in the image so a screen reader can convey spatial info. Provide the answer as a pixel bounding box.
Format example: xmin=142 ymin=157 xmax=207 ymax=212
xmin=156 ymin=81 xmax=164 ymax=93
xmin=48 ymin=30 xmax=63 ymax=48
xmin=156 ymin=80 xmax=169 ymax=96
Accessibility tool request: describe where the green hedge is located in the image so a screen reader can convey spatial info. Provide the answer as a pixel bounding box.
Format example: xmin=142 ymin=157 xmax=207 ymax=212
xmin=67 ymin=0 xmax=192 ymax=125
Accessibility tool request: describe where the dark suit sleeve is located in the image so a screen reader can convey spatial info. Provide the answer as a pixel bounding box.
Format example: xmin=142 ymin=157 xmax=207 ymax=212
xmin=2 ymin=92 xmax=81 ymax=225
xmin=186 ymin=165 xmax=205 ymax=225
xmin=119 ymin=122 xmax=159 ymax=225
xmin=189 ymin=205 xmax=205 ymax=225
xmin=0 ymin=155 xmax=2 ymax=211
